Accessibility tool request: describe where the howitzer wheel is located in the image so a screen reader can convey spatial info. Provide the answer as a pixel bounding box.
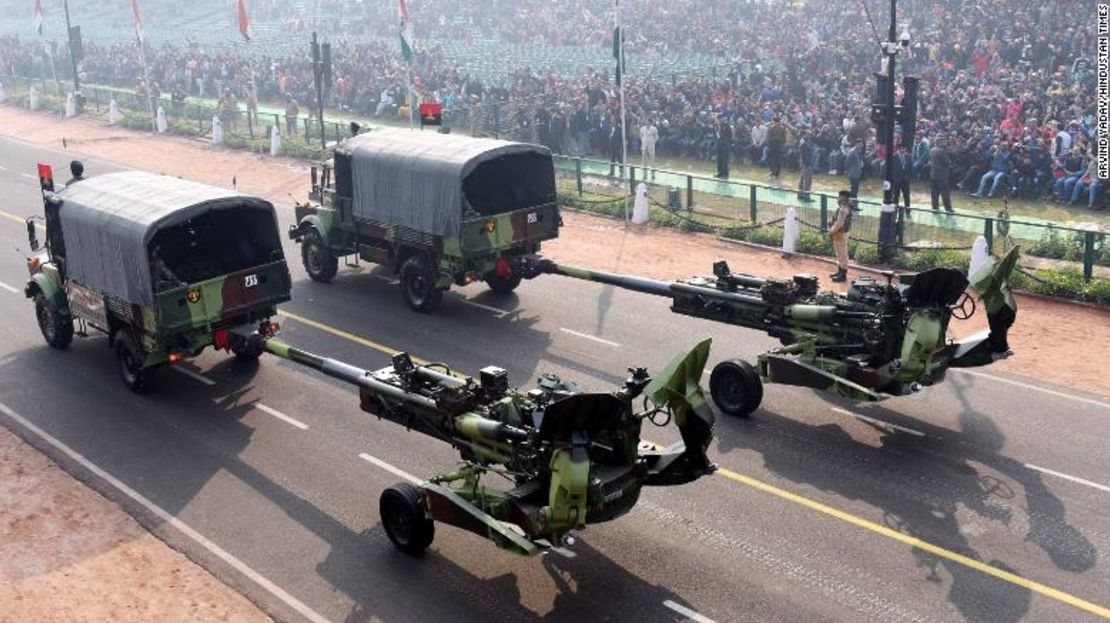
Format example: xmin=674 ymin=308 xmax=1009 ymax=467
xmin=400 ymin=254 xmax=443 ymax=313
xmin=380 ymin=483 xmax=435 ymax=555
xmin=709 ymin=359 xmax=763 ymax=418
xmin=301 ymin=231 xmax=338 ymax=283
xmin=34 ymin=294 xmax=73 ymax=349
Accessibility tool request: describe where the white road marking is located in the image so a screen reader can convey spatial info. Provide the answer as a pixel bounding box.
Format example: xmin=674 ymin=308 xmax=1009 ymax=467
xmin=0 ymin=281 xmax=19 ymax=294
xmin=831 ymin=407 xmax=926 ymax=437
xmin=551 ymin=547 xmax=577 ymax=558
xmin=370 ymin=274 xmax=400 ymax=285
xmin=559 ymin=328 xmax=620 ymax=348
xmin=0 ymin=164 xmax=8 ymax=171
xmin=170 ymin=366 xmax=216 ymax=386
xmin=0 ymin=403 xmax=331 ymax=623
xmin=254 ymin=403 xmax=308 ymax=430
xmin=20 ymin=172 xmax=36 ymax=179
xmin=458 ymin=298 xmax=508 ymax=317
xmin=662 ymin=600 xmax=717 ymax=623
xmin=358 ymin=452 xmax=421 ymax=484
xmin=953 ymin=369 xmax=1110 ymax=410
xmin=1024 ymin=463 xmax=1110 ymax=495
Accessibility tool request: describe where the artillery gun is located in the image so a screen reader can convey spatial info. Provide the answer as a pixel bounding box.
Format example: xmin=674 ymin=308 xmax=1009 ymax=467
xmin=239 ymin=327 xmax=716 ymax=556
xmin=530 ymin=247 xmax=1020 ymax=417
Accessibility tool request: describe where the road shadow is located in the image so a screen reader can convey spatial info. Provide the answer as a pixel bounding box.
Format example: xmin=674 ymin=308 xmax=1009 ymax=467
xmin=710 ymin=377 xmax=1098 ymax=622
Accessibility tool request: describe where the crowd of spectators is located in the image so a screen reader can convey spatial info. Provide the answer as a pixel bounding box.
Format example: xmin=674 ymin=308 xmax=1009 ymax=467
xmin=0 ymin=0 xmax=1101 ymax=208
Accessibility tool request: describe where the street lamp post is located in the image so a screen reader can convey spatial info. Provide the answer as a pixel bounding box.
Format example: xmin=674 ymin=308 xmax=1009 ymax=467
xmin=877 ymin=0 xmax=899 ymax=262
xmin=63 ymin=0 xmax=82 ymax=112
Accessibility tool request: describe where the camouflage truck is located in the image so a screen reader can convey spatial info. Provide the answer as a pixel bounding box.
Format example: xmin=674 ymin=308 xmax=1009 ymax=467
xmin=288 ymin=129 xmax=560 ymax=312
xmin=24 ymin=169 xmax=292 ymax=392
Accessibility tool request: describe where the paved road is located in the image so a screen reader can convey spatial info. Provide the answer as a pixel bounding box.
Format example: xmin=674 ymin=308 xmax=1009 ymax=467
xmin=0 ymin=136 xmax=1108 ymax=623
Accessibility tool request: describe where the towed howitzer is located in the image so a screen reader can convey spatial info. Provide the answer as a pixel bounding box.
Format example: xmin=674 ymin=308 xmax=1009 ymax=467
xmin=530 ymin=246 xmax=1020 ymax=417
xmin=239 ymin=328 xmax=716 ymax=556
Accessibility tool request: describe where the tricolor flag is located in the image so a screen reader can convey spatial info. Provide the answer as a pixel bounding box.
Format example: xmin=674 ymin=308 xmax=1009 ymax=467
xmin=398 ymin=0 xmax=413 ymax=62
xmin=237 ymin=0 xmax=251 ymax=41
xmin=612 ymin=26 xmax=625 ymax=86
xmin=131 ymin=0 xmax=144 ymax=44
xmin=33 ymin=0 xmax=43 ymax=36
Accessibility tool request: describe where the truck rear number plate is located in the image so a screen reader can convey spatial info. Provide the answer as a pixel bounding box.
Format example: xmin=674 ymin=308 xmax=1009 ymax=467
xmin=244 ymin=274 xmax=259 ymax=288
xmin=526 ymin=212 xmax=538 ymax=224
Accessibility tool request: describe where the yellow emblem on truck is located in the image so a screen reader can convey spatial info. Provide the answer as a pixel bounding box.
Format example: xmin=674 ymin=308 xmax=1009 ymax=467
xmin=186 ymin=289 xmax=202 ymax=304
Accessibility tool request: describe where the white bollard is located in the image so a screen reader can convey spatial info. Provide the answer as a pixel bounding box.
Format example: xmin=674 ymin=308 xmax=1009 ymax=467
xmin=0 ymin=81 xmax=6 ymax=103
xmin=968 ymin=235 xmax=990 ymax=281
xmin=28 ymin=86 xmax=39 ymax=110
xmin=211 ymin=116 xmax=223 ymax=145
xmin=270 ymin=125 xmax=282 ymax=156
xmin=108 ymin=99 xmax=121 ymax=125
xmin=156 ymin=106 xmax=168 ymax=133
xmin=782 ymin=206 xmax=799 ymax=255
xmin=65 ymin=92 xmax=76 ymax=118
xmin=631 ymin=182 xmax=649 ymax=224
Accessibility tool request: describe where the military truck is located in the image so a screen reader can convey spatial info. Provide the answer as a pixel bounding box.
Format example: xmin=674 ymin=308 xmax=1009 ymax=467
xmin=288 ymin=130 xmax=560 ymax=312
xmin=24 ymin=169 xmax=292 ymax=392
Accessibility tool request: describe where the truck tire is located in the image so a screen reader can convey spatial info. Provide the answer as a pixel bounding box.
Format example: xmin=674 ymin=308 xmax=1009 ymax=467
xmin=709 ymin=359 xmax=763 ymax=418
xmin=302 ymin=231 xmax=338 ymax=283
xmin=115 ymin=331 xmax=156 ymax=394
xmin=400 ymin=254 xmax=443 ymax=313
xmin=230 ymin=340 xmax=264 ymax=363
xmin=484 ymin=271 xmax=522 ymax=295
xmin=34 ymin=294 xmax=73 ymax=349
xmin=380 ymin=483 xmax=434 ymax=556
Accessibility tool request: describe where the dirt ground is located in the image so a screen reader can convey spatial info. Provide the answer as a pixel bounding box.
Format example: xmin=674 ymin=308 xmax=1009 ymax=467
xmin=0 ymin=104 xmax=1107 ymax=618
xmin=0 ymin=425 xmax=270 ymax=623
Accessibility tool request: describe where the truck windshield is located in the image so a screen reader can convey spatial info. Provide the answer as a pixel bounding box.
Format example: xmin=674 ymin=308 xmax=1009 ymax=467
xmin=462 ymin=152 xmax=555 ymax=217
xmin=148 ymin=207 xmax=283 ymax=291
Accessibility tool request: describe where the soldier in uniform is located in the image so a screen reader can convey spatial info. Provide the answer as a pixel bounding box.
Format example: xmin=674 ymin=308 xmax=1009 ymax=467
xmin=828 ymin=190 xmax=853 ymax=282
xmin=714 ymin=116 xmax=732 ymax=179
xmin=285 ymin=94 xmax=299 ymax=136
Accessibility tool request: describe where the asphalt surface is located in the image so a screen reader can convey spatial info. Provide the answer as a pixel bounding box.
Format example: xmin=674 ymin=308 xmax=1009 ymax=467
xmin=0 ymin=135 xmax=1108 ymax=623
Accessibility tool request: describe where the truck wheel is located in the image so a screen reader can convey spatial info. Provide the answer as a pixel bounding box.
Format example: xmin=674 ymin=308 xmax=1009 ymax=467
xmin=302 ymin=231 xmax=338 ymax=283
xmin=484 ymin=271 xmax=522 ymax=295
xmin=230 ymin=340 xmax=264 ymax=363
xmin=34 ymin=294 xmax=73 ymax=349
xmin=115 ymin=332 xmax=156 ymax=394
xmin=380 ymin=483 xmax=434 ymax=555
xmin=709 ymin=359 xmax=763 ymax=418
xmin=400 ymin=255 xmax=443 ymax=313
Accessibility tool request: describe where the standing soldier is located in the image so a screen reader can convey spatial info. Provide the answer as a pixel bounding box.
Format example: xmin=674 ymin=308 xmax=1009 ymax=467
xmin=170 ymin=82 xmax=187 ymax=118
xmin=714 ymin=115 xmax=733 ymax=179
xmin=828 ymin=190 xmax=853 ymax=282
xmin=929 ymin=136 xmax=953 ymax=212
xmin=218 ymin=88 xmax=238 ymax=134
xmin=244 ymin=80 xmax=259 ymax=131
xmin=640 ymin=117 xmax=658 ymax=177
xmin=766 ymin=116 xmax=787 ymax=182
xmin=891 ymin=143 xmax=913 ymax=220
xmin=797 ymin=130 xmax=816 ymax=202
xmin=608 ymin=117 xmax=624 ymax=178
xmin=285 ymin=94 xmax=299 ymax=136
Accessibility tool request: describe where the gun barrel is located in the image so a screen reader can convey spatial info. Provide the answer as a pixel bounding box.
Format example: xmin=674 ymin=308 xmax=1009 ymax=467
xmin=542 ymin=262 xmax=676 ymax=298
xmin=261 ymin=337 xmax=439 ymax=410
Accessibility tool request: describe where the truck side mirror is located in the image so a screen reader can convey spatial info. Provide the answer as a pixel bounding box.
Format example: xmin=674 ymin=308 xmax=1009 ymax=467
xmin=26 ymin=219 xmax=39 ymax=252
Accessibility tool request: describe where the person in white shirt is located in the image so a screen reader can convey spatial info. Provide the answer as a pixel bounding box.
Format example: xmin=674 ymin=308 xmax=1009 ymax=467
xmin=750 ymin=120 xmax=767 ymax=164
xmin=640 ymin=119 xmax=659 ymax=177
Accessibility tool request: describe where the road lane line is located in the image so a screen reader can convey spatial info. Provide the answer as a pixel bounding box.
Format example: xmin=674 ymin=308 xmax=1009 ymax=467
xmin=20 ymin=173 xmax=36 ymax=179
xmin=0 ymin=164 xmax=7 ymax=170
xmin=714 ymin=466 xmax=1110 ymax=620
xmin=0 ymin=402 xmax=332 ymax=623
xmin=276 ymin=309 xmax=432 ymax=366
xmin=663 ymin=600 xmax=717 ymax=623
xmin=358 ymin=452 xmax=421 ymax=484
xmin=255 ymin=403 xmax=308 ymax=430
xmin=560 ymin=327 xmax=620 ymax=348
xmin=551 ymin=547 xmax=577 ymax=558
xmin=0 ymin=281 xmax=19 ymax=294
xmin=370 ymin=274 xmax=400 ymax=285
xmin=170 ymin=366 xmax=216 ymax=386
xmin=458 ymin=298 xmax=508 ymax=317
xmin=953 ymin=369 xmax=1110 ymax=410
xmin=1025 ymin=463 xmax=1110 ymax=495
xmin=830 ymin=407 xmax=926 ymax=437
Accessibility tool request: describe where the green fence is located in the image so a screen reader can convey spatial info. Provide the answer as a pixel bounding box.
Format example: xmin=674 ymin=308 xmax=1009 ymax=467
xmin=553 ymin=156 xmax=1105 ymax=281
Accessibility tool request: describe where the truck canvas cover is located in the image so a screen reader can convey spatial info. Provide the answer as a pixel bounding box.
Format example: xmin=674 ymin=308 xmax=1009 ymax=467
xmin=339 ymin=130 xmax=553 ymax=237
xmin=56 ymin=171 xmax=278 ymax=307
